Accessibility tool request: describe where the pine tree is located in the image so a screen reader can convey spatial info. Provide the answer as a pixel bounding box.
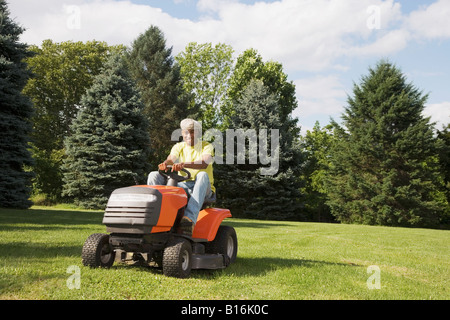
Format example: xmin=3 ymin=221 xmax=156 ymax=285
xmin=62 ymin=54 xmax=151 ymax=209
xmin=0 ymin=1 xmax=34 ymax=208
xmin=326 ymin=61 xmax=446 ymax=228
xmin=437 ymin=123 xmax=450 ymax=224
xmin=216 ymin=80 xmax=303 ymax=220
xmin=127 ymin=26 xmax=193 ymax=167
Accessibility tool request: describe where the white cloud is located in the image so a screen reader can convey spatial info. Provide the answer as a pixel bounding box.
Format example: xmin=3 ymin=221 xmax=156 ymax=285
xmin=9 ymin=0 xmax=407 ymax=71
xmin=9 ymin=0 xmax=167 ymax=46
xmin=294 ymin=75 xmax=347 ymax=119
xmin=424 ymin=102 xmax=450 ymax=129
xmin=7 ymin=0 xmax=450 ymax=129
xmin=9 ymin=0 xmax=449 ymax=68
xmin=190 ymin=0 xmax=405 ymax=71
xmin=347 ymin=28 xmax=410 ymax=56
xmin=197 ymin=0 xmax=238 ymax=13
xmin=406 ymin=0 xmax=450 ymax=40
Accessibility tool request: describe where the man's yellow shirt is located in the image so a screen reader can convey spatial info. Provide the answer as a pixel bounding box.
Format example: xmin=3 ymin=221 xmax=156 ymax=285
xmin=170 ymin=141 xmax=215 ymax=193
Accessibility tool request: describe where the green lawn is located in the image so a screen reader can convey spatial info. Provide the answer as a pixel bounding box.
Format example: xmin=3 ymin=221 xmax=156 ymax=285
xmin=0 ymin=206 xmax=448 ymax=300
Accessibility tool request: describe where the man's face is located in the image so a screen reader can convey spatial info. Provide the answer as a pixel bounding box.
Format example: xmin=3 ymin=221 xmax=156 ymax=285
xmin=182 ymin=129 xmax=197 ymax=146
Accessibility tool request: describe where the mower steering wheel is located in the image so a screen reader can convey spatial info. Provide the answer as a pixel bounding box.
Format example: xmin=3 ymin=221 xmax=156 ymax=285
xmin=158 ymin=166 xmax=191 ymax=183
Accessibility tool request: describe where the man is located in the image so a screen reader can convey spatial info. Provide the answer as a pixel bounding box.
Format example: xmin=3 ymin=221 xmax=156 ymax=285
xmin=147 ymin=119 xmax=215 ymax=236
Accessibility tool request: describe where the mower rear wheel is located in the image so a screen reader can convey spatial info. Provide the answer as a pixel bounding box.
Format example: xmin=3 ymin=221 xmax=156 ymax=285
xmin=162 ymin=238 xmax=192 ymax=278
xmin=82 ymin=233 xmax=115 ymax=268
xmin=205 ymin=225 xmax=238 ymax=266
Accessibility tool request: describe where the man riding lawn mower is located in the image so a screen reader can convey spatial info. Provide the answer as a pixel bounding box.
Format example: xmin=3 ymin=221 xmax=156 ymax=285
xmin=82 ymin=119 xmax=238 ymax=278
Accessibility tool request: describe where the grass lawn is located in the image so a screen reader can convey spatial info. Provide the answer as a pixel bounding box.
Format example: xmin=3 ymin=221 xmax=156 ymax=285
xmin=0 ymin=206 xmax=449 ymax=300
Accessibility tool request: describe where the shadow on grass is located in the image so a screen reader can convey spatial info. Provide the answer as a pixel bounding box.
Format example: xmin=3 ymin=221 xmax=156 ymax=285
xmin=222 ymin=220 xmax=292 ymax=229
xmin=112 ymin=255 xmax=359 ymax=280
xmin=0 ymin=208 xmax=103 ymax=260
xmin=0 ymin=207 xmax=104 ymax=226
xmin=0 ymin=241 xmax=82 ymax=258
xmin=1 ymin=208 xmax=295 ymax=229
xmin=191 ymin=256 xmax=359 ymax=278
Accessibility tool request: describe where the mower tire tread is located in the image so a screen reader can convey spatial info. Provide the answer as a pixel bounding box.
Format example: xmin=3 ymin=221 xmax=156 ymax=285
xmin=82 ymin=233 xmax=115 ymax=268
xmin=162 ymin=237 xmax=192 ymax=278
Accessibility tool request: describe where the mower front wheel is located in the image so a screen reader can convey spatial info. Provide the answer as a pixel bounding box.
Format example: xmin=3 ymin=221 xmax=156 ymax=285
xmin=162 ymin=238 xmax=192 ymax=278
xmin=82 ymin=233 xmax=115 ymax=268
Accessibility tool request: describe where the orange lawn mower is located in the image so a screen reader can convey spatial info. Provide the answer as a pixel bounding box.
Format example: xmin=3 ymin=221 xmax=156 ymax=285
xmin=81 ymin=168 xmax=238 ymax=278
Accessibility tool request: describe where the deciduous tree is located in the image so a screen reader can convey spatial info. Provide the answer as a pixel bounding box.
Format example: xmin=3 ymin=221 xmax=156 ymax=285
xmin=227 ymin=48 xmax=299 ymax=136
xmin=176 ymin=42 xmax=234 ymax=130
xmin=299 ymin=122 xmax=336 ymax=222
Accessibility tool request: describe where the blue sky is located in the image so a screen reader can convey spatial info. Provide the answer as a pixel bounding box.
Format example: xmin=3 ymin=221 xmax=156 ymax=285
xmin=8 ymin=0 xmax=450 ymax=133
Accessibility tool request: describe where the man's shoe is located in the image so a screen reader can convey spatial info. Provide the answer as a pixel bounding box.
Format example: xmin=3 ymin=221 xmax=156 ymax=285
xmin=179 ymin=216 xmax=194 ymax=236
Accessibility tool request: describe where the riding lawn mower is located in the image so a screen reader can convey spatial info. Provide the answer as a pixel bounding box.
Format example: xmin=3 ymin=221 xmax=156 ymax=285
xmin=81 ymin=168 xmax=238 ymax=278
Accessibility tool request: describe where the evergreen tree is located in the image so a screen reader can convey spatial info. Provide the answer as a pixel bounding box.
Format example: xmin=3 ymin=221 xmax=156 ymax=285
xmin=437 ymin=123 xmax=450 ymax=224
xmin=0 ymin=1 xmax=34 ymax=208
xmin=216 ymin=80 xmax=303 ymax=220
xmin=62 ymin=54 xmax=151 ymax=209
xmin=326 ymin=61 xmax=446 ymax=228
xmin=127 ymin=26 xmax=193 ymax=167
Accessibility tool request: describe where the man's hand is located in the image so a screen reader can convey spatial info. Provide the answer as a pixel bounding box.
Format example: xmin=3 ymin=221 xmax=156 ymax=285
xmin=171 ymin=162 xmax=185 ymax=172
xmin=158 ymin=162 xmax=168 ymax=171
xmin=158 ymin=161 xmax=184 ymax=172
xmin=158 ymin=156 xmax=177 ymax=171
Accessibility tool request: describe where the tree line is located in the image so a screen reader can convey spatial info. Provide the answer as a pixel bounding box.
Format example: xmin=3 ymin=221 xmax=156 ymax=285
xmin=1 ymin=1 xmax=449 ymax=228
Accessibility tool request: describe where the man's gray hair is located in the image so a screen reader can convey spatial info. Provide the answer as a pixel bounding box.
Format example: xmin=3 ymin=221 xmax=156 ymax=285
xmin=180 ymin=119 xmax=201 ymax=132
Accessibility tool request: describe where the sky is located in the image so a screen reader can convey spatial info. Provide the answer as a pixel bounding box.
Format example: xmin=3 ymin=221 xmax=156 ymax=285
xmin=7 ymin=0 xmax=450 ymax=133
